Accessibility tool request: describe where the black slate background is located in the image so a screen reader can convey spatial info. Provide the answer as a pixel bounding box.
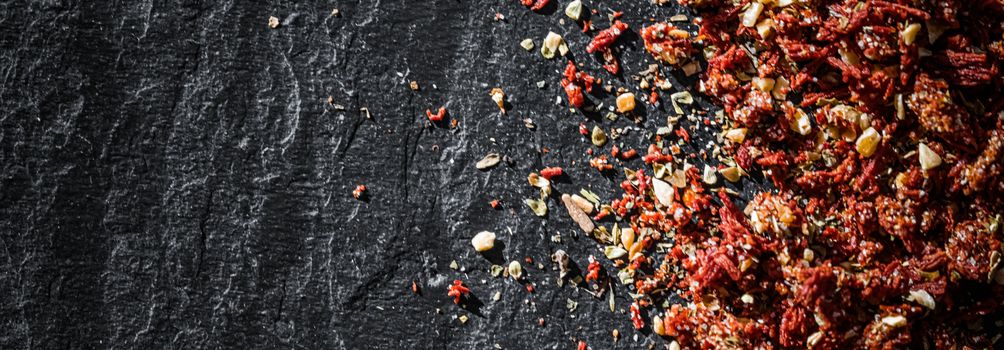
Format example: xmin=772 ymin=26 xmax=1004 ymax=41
xmin=0 ymin=1 xmax=764 ymax=349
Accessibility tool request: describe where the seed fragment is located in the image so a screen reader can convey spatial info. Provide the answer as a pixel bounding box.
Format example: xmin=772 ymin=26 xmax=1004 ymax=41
xmin=476 ymin=153 xmax=502 ymax=170
xmin=489 ymin=88 xmax=506 ymax=114
xmin=752 ymin=77 xmax=775 ymax=92
xmin=790 ymin=108 xmax=812 ymax=136
xmin=702 ymin=164 xmax=718 ymax=185
xmin=724 ymin=128 xmax=748 ymax=143
xmin=541 ymin=32 xmax=564 ymax=59
xmin=720 ymin=166 xmax=742 ymax=182
xmin=268 ymin=16 xmax=280 ymax=29
xmin=565 ymin=0 xmax=583 ymax=20
xmin=508 ymin=261 xmax=524 ymax=280
xmin=652 ymin=316 xmax=667 ymax=335
xmin=902 ymin=23 xmax=922 ymax=45
xmin=668 ymin=168 xmax=687 ymax=188
xmin=561 ymin=194 xmax=596 ymax=233
xmin=591 ymin=126 xmax=608 ymax=147
xmin=741 ymin=294 xmax=754 ymax=304
xmin=525 ymin=198 xmax=548 ymax=217
xmin=520 ymin=38 xmax=535 ymax=51
xmin=604 ymin=246 xmax=628 ymax=260
xmin=652 ymin=177 xmax=675 ymax=207
xmin=616 ymin=93 xmax=636 ymax=113
xmin=569 ymin=194 xmax=595 ymax=214
xmin=855 ymin=127 xmax=880 ymax=157
xmin=881 ymin=315 xmax=908 ymax=328
xmin=918 ymin=143 xmax=942 ymax=170
xmin=670 ymin=91 xmax=693 ymax=114
xmin=741 ymin=2 xmax=764 ymax=27
xmin=472 ymin=231 xmax=496 ymax=252
xmin=908 ymin=289 xmax=936 ymax=310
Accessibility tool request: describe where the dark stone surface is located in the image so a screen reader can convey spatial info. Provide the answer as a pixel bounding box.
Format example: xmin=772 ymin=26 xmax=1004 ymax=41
xmin=0 ymin=1 xmax=762 ymax=349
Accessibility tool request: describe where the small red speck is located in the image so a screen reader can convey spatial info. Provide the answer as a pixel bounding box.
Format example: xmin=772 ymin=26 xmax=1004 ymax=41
xmin=426 ymin=106 xmax=446 ymax=122
xmin=352 ymin=185 xmax=367 ymax=199
xmin=578 ymin=340 xmax=587 ymax=350
xmin=526 ymin=284 xmax=535 ymax=293
xmin=411 ymin=280 xmax=420 ymax=294
xmin=540 ymin=167 xmax=563 ymax=179
xmin=447 ymin=280 xmax=470 ymax=304
xmin=490 ymin=199 xmax=501 ymax=209
xmin=579 ymin=123 xmax=589 ymax=136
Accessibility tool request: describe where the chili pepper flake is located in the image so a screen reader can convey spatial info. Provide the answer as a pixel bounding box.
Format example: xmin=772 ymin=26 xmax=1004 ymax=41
xmin=540 ymin=167 xmax=563 ymax=179
xmin=352 ymin=185 xmax=366 ymax=199
xmin=426 ymin=106 xmax=446 ymax=122
xmin=447 ymin=280 xmax=470 ymax=304
xmin=585 ymin=255 xmax=601 ymax=282
xmin=520 ymin=0 xmax=550 ymax=11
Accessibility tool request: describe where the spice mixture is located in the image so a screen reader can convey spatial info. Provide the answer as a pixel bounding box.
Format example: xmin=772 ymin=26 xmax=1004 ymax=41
xmin=436 ymin=0 xmax=1003 ymax=348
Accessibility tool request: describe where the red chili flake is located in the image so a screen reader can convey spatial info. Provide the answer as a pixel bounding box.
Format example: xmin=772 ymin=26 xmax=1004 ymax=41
xmin=449 ymin=119 xmax=459 ymax=129
xmin=525 ymin=284 xmax=535 ymax=293
xmin=411 ymin=280 xmax=420 ymax=294
xmin=585 ymin=255 xmax=601 ymax=282
xmin=620 ymin=149 xmax=638 ymax=160
xmin=561 ymin=61 xmax=596 ymax=108
xmin=586 ymin=20 xmax=628 ymax=54
xmin=447 ymin=280 xmax=469 ymax=304
xmin=640 ymin=22 xmax=693 ymax=65
xmin=540 ymin=167 xmax=563 ymax=179
xmin=352 ymin=185 xmax=366 ymax=199
xmin=629 ymin=302 xmax=644 ymax=330
xmin=601 ymin=50 xmax=620 ymax=75
xmin=589 ymin=155 xmax=613 ymax=172
xmin=581 ymin=20 xmax=591 ymax=33
xmin=426 ymin=106 xmax=446 ymax=122
xmin=525 ymin=256 xmax=534 ymax=264
xmin=675 ymin=127 xmax=690 ymax=143
xmin=520 ymin=0 xmax=550 ymax=11
xmin=579 ymin=123 xmax=590 ymax=136
xmin=490 ymin=199 xmax=500 ymax=209
xmin=577 ymin=340 xmax=587 ymax=350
